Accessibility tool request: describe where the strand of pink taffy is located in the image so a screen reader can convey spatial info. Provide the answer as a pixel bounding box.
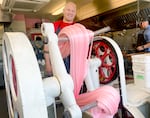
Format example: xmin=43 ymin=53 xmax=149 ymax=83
xmin=58 ymin=23 xmax=94 ymax=97
xmin=58 ymin=23 xmax=120 ymax=118
xmin=76 ymin=85 xmax=120 ymax=118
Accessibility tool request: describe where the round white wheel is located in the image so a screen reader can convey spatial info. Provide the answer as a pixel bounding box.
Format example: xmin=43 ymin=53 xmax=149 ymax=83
xmin=2 ymin=32 xmax=48 ymax=118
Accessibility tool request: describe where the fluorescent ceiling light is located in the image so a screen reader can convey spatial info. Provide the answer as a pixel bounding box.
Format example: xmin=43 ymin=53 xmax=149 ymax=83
xmin=51 ymin=6 xmax=64 ymax=15
xmin=0 ymin=0 xmax=3 ymax=4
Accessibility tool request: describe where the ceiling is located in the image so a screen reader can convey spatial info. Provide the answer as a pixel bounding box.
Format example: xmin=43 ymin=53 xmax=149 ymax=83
xmin=80 ymin=0 xmax=150 ymax=31
xmin=10 ymin=0 xmax=137 ymax=20
xmin=2 ymin=0 xmax=150 ymax=31
xmin=4 ymin=0 xmax=94 ymax=20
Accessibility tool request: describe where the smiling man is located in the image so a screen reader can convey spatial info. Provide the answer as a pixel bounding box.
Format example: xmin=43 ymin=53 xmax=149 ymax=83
xmin=43 ymin=1 xmax=77 ymax=76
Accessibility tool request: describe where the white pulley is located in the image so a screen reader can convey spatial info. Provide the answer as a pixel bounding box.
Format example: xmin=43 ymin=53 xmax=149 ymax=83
xmin=2 ymin=32 xmax=48 ymax=118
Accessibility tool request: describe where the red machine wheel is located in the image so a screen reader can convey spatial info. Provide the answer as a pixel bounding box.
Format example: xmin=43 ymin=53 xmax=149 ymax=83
xmin=91 ymin=37 xmax=118 ymax=84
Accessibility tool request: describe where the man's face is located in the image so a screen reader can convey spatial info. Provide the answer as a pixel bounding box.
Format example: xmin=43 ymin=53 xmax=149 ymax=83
xmin=63 ymin=3 xmax=76 ymax=22
xmin=141 ymin=21 xmax=148 ymax=29
xmin=139 ymin=22 xmax=144 ymax=29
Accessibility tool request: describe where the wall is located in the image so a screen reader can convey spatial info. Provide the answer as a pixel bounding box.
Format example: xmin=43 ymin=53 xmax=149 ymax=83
xmin=25 ymin=18 xmax=42 ymax=30
xmin=7 ymin=14 xmax=26 ymax=33
xmin=6 ymin=14 xmax=50 ymax=34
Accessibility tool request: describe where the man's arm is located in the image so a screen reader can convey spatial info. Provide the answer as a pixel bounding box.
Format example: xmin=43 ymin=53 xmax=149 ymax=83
xmin=43 ymin=44 xmax=52 ymax=75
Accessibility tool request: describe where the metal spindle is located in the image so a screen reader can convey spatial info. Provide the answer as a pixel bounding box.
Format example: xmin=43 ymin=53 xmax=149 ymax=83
xmin=58 ymin=26 xmax=111 ymax=41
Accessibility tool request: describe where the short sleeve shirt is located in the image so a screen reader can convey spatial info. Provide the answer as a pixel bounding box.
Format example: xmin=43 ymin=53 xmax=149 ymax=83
xmin=144 ymin=25 xmax=150 ymax=52
xmin=53 ymin=20 xmax=74 ymax=34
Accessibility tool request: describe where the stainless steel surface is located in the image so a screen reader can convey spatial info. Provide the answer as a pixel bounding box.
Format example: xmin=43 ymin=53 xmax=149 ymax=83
xmin=81 ymin=101 xmax=97 ymax=112
xmin=79 ymin=1 xmax=150 ymax=31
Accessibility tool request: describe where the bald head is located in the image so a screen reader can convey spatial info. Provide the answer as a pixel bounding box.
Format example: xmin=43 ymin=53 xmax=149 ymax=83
xmin=65 ymin=2 xmax=76 ymax=9
xmin=63 ymin=2 xmax=77 ymax=23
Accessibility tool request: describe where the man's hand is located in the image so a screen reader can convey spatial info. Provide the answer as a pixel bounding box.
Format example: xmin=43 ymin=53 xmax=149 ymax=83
xmin=136 ymin=45 xmax=144 ymax=51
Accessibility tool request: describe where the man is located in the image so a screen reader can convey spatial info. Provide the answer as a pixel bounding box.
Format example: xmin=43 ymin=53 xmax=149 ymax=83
xmin=43 ymin=2 xmax=77 ymax=76
xmin=136 ymin=18 xmax=150 ymax=52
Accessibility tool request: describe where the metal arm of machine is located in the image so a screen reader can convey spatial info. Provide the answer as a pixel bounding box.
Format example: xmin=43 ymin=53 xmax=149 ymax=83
xmin=41 ymin=23 xmax=82 ymax=118
xmin=41 ymin=23 xmax=111 ymax=110
xmin=85 ymin=57 xmax=101 ymax=91
xmin=58 ymin=26 xmax=111 ymax=41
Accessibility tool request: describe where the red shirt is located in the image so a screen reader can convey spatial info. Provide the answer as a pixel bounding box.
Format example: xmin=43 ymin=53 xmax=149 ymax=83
xmin=53 ymin=20 xmax=74 ymax=34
